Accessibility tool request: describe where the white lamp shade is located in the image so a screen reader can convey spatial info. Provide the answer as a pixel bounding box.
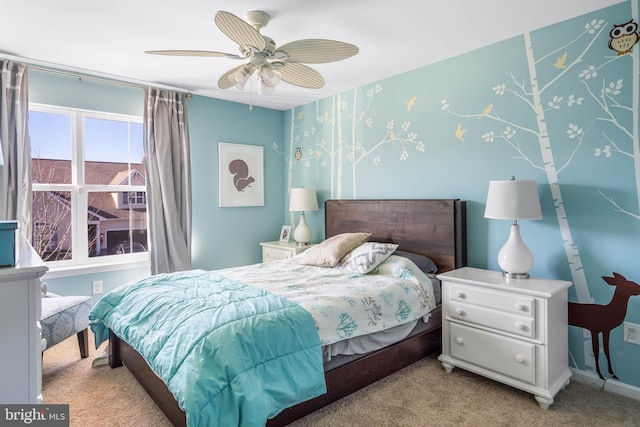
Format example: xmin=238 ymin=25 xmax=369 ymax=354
xmin=231 ymin=64 xmax=255 ymax=90
xmin=257 ymin=79 xmax=275 ymax=95
xmin=259 ymin=65 xmax=281 ymax=87
xmin=484 ymin=179 xmax=542 ymax=220
xmin=289 ymin=188 xmax=318 ymax=212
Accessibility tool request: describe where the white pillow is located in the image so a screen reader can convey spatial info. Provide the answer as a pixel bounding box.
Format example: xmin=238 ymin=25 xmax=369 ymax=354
xmin=298 ymin=232 xmax=371 ymax=267
xmin=335 ymin=242 xmax=399 ymax=274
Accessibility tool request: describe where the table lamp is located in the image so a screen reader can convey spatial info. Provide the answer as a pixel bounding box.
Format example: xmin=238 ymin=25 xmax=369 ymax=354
xmin=289 ymin=188 xmax=318 ymax=246
xmin=484 ymin=177 xmax=542 ymax=279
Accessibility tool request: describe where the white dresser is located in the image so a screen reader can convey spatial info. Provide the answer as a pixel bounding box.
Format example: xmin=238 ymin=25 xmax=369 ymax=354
xmin=259 ymin=241 xmax=313 ymax=262
xmin=0 ymin=234 xmax=48 ymax=404
xmin=437 ymin=267 xmax=572 ymax=409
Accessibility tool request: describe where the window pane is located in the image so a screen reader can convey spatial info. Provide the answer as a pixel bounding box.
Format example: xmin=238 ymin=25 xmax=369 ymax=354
xmin=85 ymin=118 xmax=145 ymax=185
xmin=88 ymin=191 xmax=147 ymax=257
xmin=31 ymin=190 xmax=72 ymax=261
xmin=30 ymin=111 xmax=72 ymax=184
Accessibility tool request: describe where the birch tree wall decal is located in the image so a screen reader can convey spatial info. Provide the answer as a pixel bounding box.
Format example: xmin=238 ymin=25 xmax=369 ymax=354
xmin=590 ymin=11 xmax=640 ymax=220
xmin=282 ymin=83 xmax=426 ymax=200
xmin=441 ymin=19 xmax=609 ymax=307
xmin=441 ymin=17 xmax=613 ymax=373
xmin=308 ymin=84 xmax=425 ymax=198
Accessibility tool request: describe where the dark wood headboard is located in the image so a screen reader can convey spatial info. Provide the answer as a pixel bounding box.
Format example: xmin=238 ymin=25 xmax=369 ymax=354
xmin=324 ymin=199 xmax=466 ymax=273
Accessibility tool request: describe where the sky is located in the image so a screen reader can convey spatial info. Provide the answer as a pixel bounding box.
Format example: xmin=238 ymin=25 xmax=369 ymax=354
xmin=29 ymin=110 xmax=144 ymax=164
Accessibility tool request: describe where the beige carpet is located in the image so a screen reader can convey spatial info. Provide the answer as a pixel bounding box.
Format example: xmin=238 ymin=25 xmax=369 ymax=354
xmin=42 ymin=333 xmax=640 ymax=426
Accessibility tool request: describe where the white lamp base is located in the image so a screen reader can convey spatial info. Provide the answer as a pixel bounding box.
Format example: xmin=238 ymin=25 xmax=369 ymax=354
xmin=497 ymin=223 xmax=533 ymax=279
xmin=293 ymin=212 xmax=312 ymax=246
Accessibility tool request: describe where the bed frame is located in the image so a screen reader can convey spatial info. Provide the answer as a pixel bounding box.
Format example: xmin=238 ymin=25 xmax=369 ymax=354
xmin=107 ymin=199 xmax=466 ymax=426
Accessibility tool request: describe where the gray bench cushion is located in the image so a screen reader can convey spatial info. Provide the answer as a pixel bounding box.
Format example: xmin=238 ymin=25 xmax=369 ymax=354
xmin=41 ymin=295 xmax=92 ymax=351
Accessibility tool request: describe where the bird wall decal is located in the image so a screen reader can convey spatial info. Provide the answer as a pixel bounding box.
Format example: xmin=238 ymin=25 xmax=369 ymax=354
xmin=478 ymin=104 xmax=493 ymax=119
xmin=406 ymin=96 xmax=417 ymax=112
xmin=455 ymin=123 xmax=467 ymax=142
xmin=553 ymin=51 xmax=568 ymax=69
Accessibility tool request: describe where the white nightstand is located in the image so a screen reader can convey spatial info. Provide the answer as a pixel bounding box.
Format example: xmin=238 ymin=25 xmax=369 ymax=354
xmin=259 ymin=241 xmax=313 ymax=262
xmin=437 ymin=267 xmax=572 ymax=409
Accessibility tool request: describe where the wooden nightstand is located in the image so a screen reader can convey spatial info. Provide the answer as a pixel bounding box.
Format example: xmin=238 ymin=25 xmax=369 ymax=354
xmin=437 ymin=267 xmax=572 ymax=409
xmin=259 ymin=241 xmax=313 ymax=262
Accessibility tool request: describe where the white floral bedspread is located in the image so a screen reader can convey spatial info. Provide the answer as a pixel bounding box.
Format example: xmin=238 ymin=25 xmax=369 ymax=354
xmin=215 ymin=255 xmax=436 ymax=346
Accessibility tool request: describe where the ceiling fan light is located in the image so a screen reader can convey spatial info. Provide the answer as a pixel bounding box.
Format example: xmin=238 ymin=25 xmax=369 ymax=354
xmin=259 ymin=65 xmax=281 ymax=87
xmin=257 ymin=79 xmax=276 ymax=95
xmin=231 ymin=65 xmax=255 ymax=90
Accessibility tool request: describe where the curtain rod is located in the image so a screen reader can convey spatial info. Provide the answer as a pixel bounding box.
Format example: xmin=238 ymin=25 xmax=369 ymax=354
xmin=1 ymin=53 xmax=192 ymax=98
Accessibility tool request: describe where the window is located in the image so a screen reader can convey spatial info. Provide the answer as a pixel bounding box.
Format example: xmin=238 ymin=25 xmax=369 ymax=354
xmin=29 ymin=104 xmax=148 ymax=267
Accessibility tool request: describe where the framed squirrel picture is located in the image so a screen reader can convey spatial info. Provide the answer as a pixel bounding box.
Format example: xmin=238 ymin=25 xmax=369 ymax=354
xmin=218 ymin=142 xmax=264 ymax=207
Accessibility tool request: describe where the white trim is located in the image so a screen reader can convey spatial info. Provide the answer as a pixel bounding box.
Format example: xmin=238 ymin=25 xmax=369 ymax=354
xmin=1 ymin=52 xmax=189 ymax=94
xmin=29 ymin=103 xmax=149 ymax=270
xmin=42 ymin=257 xmax=150 ymax=279
xmin=569 ymin=368 xmax=640 ymax=401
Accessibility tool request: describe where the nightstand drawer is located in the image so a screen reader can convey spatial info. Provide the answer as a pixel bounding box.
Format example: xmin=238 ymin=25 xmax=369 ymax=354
xmin=262 ymin=247 xmax=294 ymax=261
xmin=449 ymin=301 xmax=535 ymax=338
xmin=450 ymin=323 xmax=536 ymax=384
xmin=260 ymin=241 xmax=314 ymax=263
xmin=449 ymin=283 xmax=535 ymax=317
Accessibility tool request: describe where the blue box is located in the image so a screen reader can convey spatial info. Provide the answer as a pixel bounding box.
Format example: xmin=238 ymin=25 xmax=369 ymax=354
xmin=0 ymin=220 xmax=18 ymax=267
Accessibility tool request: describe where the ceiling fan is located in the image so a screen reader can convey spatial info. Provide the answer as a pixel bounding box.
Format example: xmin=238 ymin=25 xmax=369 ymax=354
xmin=146 ymin=10 xmax=359 ymax=94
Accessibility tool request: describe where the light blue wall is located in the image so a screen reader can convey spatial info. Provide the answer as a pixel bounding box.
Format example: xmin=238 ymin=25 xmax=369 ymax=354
xmin=29 ymin=71 xmax=285 ymax=296
xmin=26 ymin=0 xmax=640 ymax=389
xmin=188 ymin=96 xmax=285 ymax=270
xmin=282 ymin=1 xmax=640 ymax=388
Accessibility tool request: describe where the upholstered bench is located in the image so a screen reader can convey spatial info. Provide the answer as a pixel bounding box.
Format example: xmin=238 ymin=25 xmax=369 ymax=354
xmin=41 ymin=293 xmax=92 ymax=358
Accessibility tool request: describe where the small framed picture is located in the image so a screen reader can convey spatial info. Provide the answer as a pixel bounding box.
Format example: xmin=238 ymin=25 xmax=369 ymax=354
xmin=279 ymin=225 xmax=292 ymax=243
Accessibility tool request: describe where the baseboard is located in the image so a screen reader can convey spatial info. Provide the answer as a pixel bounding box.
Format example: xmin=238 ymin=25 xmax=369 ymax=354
xmin=569 ymin=368 xmax=640 ymax=401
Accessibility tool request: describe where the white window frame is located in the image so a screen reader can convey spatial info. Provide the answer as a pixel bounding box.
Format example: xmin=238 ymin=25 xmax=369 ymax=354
xmin=30 ymin=103 xmax=149 ymax=276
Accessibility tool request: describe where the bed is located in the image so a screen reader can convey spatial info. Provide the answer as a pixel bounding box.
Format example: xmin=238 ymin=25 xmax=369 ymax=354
xmin=95 ymin=199 xmax=466 ymax=426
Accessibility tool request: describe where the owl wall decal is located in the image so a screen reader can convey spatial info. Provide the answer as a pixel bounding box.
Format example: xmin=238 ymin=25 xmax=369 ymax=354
xmin=608 ymin=19 xmax=639 ymax=56
xmin=295 ymin=147 xmax=302 ymax=161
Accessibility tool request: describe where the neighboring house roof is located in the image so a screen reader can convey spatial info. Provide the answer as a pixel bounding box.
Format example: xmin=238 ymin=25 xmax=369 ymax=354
xmin=32 ymin=159 xmax=147 ymax=221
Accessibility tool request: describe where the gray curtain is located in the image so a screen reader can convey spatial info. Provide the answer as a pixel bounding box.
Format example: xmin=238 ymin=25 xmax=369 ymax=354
xmin=143 ymin=88 xmax=192 ymax=274
xmin=0 ymin=61 xmax=31 ymax=239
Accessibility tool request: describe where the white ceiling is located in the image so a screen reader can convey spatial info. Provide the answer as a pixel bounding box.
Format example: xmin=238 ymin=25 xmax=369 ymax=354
xmin=2 ymin=0 xmax=624 ymax=110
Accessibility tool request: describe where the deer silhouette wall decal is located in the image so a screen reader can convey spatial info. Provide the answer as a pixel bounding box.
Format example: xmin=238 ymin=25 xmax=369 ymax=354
xmin=568 ymin=272 xmax=640 ymax=380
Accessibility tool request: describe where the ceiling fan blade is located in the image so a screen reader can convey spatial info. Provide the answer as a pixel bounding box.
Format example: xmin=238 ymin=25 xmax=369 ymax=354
xmin=279 ymin=62 xmax=325 ymax=89
xmin=214 ymin=11 xmax=265 ymax=51
xmin=275 ymin=39 xmax=359 ymax=64
xmin=145 ymin=50 xmax=243 ymax=59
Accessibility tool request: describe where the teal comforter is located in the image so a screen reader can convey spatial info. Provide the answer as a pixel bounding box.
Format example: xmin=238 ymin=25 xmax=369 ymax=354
xmin=89 ymin=270 xmax=326 ymax=426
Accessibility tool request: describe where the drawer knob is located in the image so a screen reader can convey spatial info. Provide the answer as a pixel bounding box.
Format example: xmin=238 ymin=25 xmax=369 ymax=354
xmin=515 ymin=322 xmax=526 ymax=331
xmin=455 ymin=337 xmax=464 ymax=345
xmin=454 ymin=308 xmax=465 ymax=316
xmin=515 ymin=303 xmax=527 ymax=312
xmin=455 ymin=292 xmax=466 ymax=299
xmin=41 ymin=282 xmax=48 ymax=295
xmin=515 ymin=354 xmax=525 ymax=364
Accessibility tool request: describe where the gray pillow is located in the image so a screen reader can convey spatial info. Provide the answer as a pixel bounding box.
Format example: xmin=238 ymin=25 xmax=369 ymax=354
xmin=394 ymin=250 xmax=438 ymax=274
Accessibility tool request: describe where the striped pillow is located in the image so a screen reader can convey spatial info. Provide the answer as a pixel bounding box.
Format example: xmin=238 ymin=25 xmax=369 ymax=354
xmin=336 ymin=242 xmax=399 ymax=274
